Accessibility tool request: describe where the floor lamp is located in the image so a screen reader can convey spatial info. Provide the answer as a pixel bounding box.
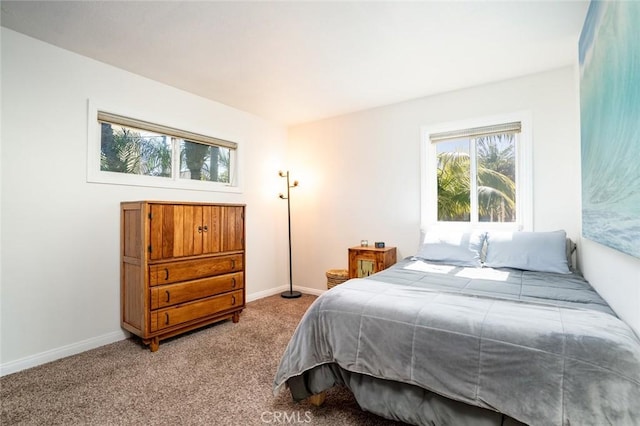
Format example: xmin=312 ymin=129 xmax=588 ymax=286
xmin=279 ymin=170 xmax=301 ymax=298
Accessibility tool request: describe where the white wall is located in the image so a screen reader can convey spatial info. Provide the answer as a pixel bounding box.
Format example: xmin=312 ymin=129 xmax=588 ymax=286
xmin=287 ymin=67 xmax=581 ymax=290
xmin=1 ymin=29 xmax=290 ymax=373
xmin=579 ymin=240 xmax=640 ymax=336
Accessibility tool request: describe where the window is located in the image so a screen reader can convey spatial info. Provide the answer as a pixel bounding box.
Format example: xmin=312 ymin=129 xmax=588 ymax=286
xmin=88 ymin=107 xmax=240 ymax=192
xmin=179 ymin=140 xmax=230 ymax=183
xmin=422 ymin=113 xmax=532 ymax=231
xmin=100 ymin=123 xmax=173 ymax=178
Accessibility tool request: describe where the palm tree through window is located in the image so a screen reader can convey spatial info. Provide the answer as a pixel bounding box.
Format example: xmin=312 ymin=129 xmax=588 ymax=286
xmin=436 ymin=131 xmax=517 ymax=224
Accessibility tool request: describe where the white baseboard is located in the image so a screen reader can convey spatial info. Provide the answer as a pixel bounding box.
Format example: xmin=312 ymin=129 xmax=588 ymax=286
xmin=2 ymin=286 xmax=325 ymax=377
xmin=245 ymin=285 xmax=289 ymax=302
xmin=293 ymin=285 xmax=325 ymax=297
xmin=0 ymin=330 xmax=129 ymax=377
xmin=246 ymin=285 xmax=325 ymax=301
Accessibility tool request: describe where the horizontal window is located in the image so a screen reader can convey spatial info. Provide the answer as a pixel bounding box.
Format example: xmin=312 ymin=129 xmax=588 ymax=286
xmin=87 ymin=106 xmax=241 ymax=192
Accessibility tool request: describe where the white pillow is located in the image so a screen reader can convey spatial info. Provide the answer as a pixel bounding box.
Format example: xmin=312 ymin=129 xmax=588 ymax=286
xmin=416 ymin=230 xmax=486 ymax=267
xmin=484 ymin=230 xmax=570 ymax=274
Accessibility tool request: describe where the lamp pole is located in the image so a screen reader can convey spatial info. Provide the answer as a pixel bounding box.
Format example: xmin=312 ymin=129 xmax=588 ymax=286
xmin=279 ymin=171 xmax=301 ymax=298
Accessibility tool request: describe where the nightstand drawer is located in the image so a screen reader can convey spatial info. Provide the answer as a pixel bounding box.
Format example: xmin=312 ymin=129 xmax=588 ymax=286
xmin=150 ymin=272 xmax=243 ymax=309
xmin=150 ymin=290 xmax=244 ymax=332
xmin=149 ymin=254 xmax=243 ymax=286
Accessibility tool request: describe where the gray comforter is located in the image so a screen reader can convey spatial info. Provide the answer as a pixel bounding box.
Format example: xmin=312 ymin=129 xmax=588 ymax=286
xmin=274 ymin=259 xmax=640 ymax=425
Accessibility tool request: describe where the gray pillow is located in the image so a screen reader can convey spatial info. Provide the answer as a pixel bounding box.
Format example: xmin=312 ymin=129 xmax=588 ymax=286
xmin=416 ymin=230 xmax=486 ymax=267
xmin=484 ymin=230 xmax=570 ymax=274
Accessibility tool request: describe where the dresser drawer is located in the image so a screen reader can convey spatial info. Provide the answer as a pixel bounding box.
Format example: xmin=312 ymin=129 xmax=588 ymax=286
xmin=150 ymin=290 xmax=243 ymax=332
xmin=150 ymin=272 xmax=243 ymax=309
xmin=149 ymin=254 xmax=243 ymax=286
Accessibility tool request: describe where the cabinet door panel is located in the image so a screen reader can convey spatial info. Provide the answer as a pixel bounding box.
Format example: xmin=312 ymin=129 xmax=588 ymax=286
xmin=349 ymin=253 xmax=377 ymax=278
xmin=160 ymin=205 xmax=175 ymax=259
xmin=151 ymin=290 xmax=244 ymax=332
xmin=179 ymin=205 xmax=204 ymax=257
xmin=181 ymin=205 xmax=196 ymax=256
xmin=202 ymin=205 xmax=222 ymax=254
xmin=172 ymin=205 xmax=185 ymax=257
xmin=150 ymin=272 xmax=244 ymax=309
xmin=149 ymin=204 xmax=165 ymax=260
xmin=149 ymin=254 xmax=243 ymax=286
xmin=150 ymin=204 xmax=210 ymax=259
xmin=222 ymin=206 xmax=244 ymax=251
xmin=149 ymin=204 xmax=178 ymax=260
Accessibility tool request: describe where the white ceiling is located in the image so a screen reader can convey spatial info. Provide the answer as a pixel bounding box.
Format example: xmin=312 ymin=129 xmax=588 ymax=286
xmin=1 ymin=1 xmax=589 ymax=126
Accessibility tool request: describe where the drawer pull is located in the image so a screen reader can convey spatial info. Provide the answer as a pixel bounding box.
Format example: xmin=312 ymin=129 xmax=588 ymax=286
xmin=231 ymin=295 xmax=236 ymax=306
xmin=165 ymin=290 xmax=170 ymax=303
xmin=164 ymin=268 xmax=169 ymax=281
xmin=231 ymin=277 xmax=236 ymax=288
xmin=231 ymin=259 xmax=236 ymax=269
xmin=203 ymin=225 xmax=208 ymax=232
xmin=197 ymin=225 xmax=203 ymax=233
xmin=164 ymin=313 xmax=169 ymax=325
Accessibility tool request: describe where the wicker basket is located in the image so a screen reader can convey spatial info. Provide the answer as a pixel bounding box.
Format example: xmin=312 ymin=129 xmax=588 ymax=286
xmin=326 ymin=269 xmax=349 ymax=289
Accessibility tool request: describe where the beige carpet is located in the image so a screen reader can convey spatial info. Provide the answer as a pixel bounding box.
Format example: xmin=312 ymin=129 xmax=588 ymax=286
xmin=1 ymin=294 xmax=403 ymax=425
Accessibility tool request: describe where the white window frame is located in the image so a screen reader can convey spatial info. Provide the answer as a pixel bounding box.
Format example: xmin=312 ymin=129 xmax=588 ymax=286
xmin=420 ymin=111 xmax=533 ymax=232
xmin=86 ymin=100 xmax=243 ymax=193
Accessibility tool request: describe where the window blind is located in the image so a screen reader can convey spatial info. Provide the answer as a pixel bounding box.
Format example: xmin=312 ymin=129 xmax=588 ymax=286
xmin=430 ymin=121 xmax=521 ymax=143
xmin=97 ymin=111 xmax=237 ymax=150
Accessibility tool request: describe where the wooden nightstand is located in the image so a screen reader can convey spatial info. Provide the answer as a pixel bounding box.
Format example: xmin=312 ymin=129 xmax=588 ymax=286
xmin=348 ymin=246 xmax=397 ymax=278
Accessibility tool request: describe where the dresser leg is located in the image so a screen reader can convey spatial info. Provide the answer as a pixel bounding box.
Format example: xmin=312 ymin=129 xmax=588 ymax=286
xmin=149 ymin=337 xmax=159 ymax=352
xmin=232 ymin=311 xmax=240 ymax=323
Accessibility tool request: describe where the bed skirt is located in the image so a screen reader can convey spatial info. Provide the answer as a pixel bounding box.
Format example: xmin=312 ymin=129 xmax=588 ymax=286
xmin=287 ymin=363 xmax=525 ymax=426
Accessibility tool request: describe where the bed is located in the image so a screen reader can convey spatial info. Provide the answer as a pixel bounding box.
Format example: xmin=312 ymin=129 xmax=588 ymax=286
xmin=273 ymin=230 xmax=640 ymax=425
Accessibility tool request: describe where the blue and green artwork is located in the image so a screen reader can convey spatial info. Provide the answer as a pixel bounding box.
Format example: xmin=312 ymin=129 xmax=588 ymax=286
xmin=580 ymin=0 xmax=640 ymax=258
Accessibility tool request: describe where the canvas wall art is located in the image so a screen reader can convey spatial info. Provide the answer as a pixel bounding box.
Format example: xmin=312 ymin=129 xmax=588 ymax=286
xmin=580 ymin=1 xmax=640 ymax=259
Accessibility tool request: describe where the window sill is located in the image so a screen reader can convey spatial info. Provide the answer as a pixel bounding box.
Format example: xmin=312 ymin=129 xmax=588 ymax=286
xmin=87 ymin=171 xmax=243 ymax=194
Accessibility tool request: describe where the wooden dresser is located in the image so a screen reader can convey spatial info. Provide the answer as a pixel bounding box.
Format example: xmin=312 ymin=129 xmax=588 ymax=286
xmin=121 ymin=201 xmax=245 ymax=351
